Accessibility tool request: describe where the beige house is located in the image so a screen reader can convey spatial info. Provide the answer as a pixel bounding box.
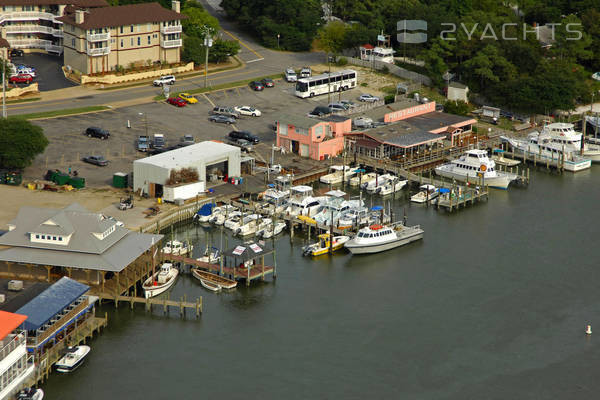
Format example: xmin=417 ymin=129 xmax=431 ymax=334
xmin=58 ymin=1 xmax=185 ymax=74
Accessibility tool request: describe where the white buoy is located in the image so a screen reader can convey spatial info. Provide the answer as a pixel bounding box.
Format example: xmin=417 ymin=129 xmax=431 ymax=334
xmin=586 ymin=325 xmax=592 ymax=335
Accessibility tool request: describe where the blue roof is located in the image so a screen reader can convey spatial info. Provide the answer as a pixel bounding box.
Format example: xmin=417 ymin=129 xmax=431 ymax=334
xmin=16 ymin=277 xmax=89 ymax=331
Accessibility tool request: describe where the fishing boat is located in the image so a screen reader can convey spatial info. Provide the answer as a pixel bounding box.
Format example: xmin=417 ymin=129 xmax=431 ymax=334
xmin=491 ymin=149 xmax=521 ymax=167
xmin=55 ymin=345 xmax=90 ymax=373
xmin=285 ymin=186 xmax=322 ymax=217
xmin=319 ymin=165 xmax=357 ymax=185
xmin=17 ymin=388 xmax=44 ymax=400
xmin=377 ymin=177 xmax=407 ymax=195
xmin=344 ymin=223 xmax=424 ymax=255
xmin=264 ymin=175 xmax=292 ymax=202
xmin=193 ymin=203 xmax=214 ymax=223
xmin=258 ymin=221 xmax=286 ymax=238
xmin=142 ymin=263 xmax=178 ymax=298
xmin=349 ymin=172 xmax=377 ymax=187
xmin=302 ymin=233 xmax=350 ymax=256
xmin=501 ymin=132 xmax=592 ymax=172
xmin=236 ymin=217 xmax=271 ymax=236
xmin=410 ymin=184 xmax=439 ymax=203
xmin=228 ymin=214 xmax=259 ymax=232
xmin=191 ymin=267 xmax=237 ymax=289
xmin=363 ymin=174 xmax=393 ymax=193
xmin=435 ymin=149 xmax=520 ymax=189
xmin=197 ymin=246 xmax=220 ymax=264
xmin=162 ymin=240 xmax=193 ymax=256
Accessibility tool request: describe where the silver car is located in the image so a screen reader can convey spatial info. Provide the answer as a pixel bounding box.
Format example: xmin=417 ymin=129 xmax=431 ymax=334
xmin=358 ymin=94 xmax=380 ymax=102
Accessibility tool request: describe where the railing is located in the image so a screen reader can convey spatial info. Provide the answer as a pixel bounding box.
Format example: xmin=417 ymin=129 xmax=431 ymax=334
xmin=160 ymin=39 xmax=182 ymax=48
xmin=160 ymin=25 xmax=182 ymax=34
xmin=5 ymin=25 xmax=52 ymax=34
xmin=52 ymin=28 xmax=62 ymax=37
xmin=45 ymin=43 xmax=63 ymax=54
xmin=0 ymin=11 xmax=59 ymax=23
xmin=86 ymin=32 xmax=110 ymax=42
xmin=9 ymin=38 xmax=52 ymax=48
xmin=87 ymin=47 xmax=110 ymax=56
xmin=29 ymin=299 xmax=89 ymax=346
xmin=0 ymin=333 xmax=25 ymax=364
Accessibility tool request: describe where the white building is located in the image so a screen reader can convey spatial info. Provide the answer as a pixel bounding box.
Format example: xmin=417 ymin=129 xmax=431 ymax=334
xmin=0 ymin=311 xmax=34 ymax=400
xmin=133 ymin=141 xmax=241 ymax=198
xmin=447 ymin=82 xmax=469 ymax=103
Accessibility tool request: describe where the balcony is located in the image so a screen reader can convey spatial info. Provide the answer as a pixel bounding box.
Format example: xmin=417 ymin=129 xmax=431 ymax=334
xmin=5 ymin=25 xmax=52 ymax=34
xmin=87 ymin=32 xmax=110 ymax=42
xmin=160 ymin=38 xmax=182 ymax=48
xmin=9 ymin=38 xmax=52 ymax=48
xmin=0 ymin=11 xmax=59 ymax=24
xmin=52 ymin=28 xmax=63 ymax=37
xmin=160 ymin=25 xmax=182 ymax=34
xmin=45 ymin=43 xmax=63 ymax=54
xmin=87 ymin=47 xmax=110 ymax=56
xmin=0 ymin=333 xmax=25 ymax=364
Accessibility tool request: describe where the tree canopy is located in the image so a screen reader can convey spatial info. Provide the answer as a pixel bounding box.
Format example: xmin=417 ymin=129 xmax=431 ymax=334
xmin=0 ymin=118 xmax=48 ymax=169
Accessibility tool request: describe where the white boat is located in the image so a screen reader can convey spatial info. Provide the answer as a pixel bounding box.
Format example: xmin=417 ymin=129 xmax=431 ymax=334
xmin=229 ymin=213 xmax=259 ymax=233
xmin=193 ymin=203 xmax=215 ymax=223
xmin=55 ymin=345 xmax=90 ymax=373
xmin=313 ymin=191 xmax=364 ymax=227
xmin=377 ymin=177 xmax=407 ymax=195
xmin=236 ymin=216 xmax=270 ymax=236
xmin=435 ymin=149 xmax=520 ymax=189
xmin=17 ymin=387 xmax=44 ymax=400
xmin=491 ymin=149 xmax=521 ymax=167
xmin=285 ymin=186 xmax=322 ymax=217
xmin=223 ymin=212 xmax=250 ymax=230
xmin=264 ymin=175 xmax=292 ymax=203
xmin=319 ymin=165 xmax=356 ymax=185
xmin=200 ymin=278 xmax=221 ymax=292
xmin=302 ymin=233 xmax=350 ymax=256
xmin=349 ymin=172 xmax=377 ymax=187
xmin=362 ymin=174 xmax=393 ymax=192
xmin=338 ymin=207 xmax=370 ymax=228
xmin=258 ymin=221 xmax=286 ymax=238
xmin=344 ymin=223 xmax=424 ymax=255
xmin=197 ymin=246 xmax=220 ymax=264
xmin=410 ymin=184 xmax=439 ymax=203
xmin=143 ymin=263 xmax=179 ymax=298
xmin=162 ymin=240 xmax=193 ymax=256
xmin=540 ymin=122 xmax=600 ymax=163
xmin=502 ymin=132 xmax=592 ymax=172
xmin=208 ymin=205 xmax=238 ymax=225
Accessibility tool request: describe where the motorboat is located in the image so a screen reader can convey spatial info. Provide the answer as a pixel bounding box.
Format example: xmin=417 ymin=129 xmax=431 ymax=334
xmin=197 ymin=246 xmax=220 ymax=264
xmin=491 ymin=149 xmax=520 ymax=167
xmin=162 ymin=240 xmax=193 ymax=256
xmin=228 ymin=213 xmax=259 ymax=232
xmin=236 ymin=217 xmax=270 ymax=236
xmin=338 ymin=206 xmax=370 ymax=228
xmin=17 ymin=388 xmax=44 ymax=400
xmin=539 ymin=122 xmax=600 ymax=163
xmin=285 ymin=186 xmax=322 ymax=217
xmin=377 ymin=177 xmax=407 ymax=196
xmin=264 ymin=175 xmax=292 ymax=203
xmin=258 ymin=221 xmax=286 ymax=238
xmin=313 ymin=191 xmax=363 ymax=227
xmin=143 ymin=263 xmax=179 ymax=298
xmin=362 ymin=174 xmax=393 ymax=193
xmin=55 ymin=345 xmax=90 ymax=373
xmin=223 ymin=212 xmax=251 ymax=230
xmin=435 ymin=149 xmax=520 ymax=189
xmin=208 ymin=205 xmax=238 ymax=225
xmin=191 ymin=267 xmax=237 ymax=289
xmin=349 ymin=172 xmax=377 ymax=187
xmin=501 ymin=132 xmax=592 ymax=172
xmin=319 ymin=165 xmax=356 ymax=185
xmin=344 ymin=223 xmax=424 ymax=255
xmin=302 ymin=233 xmax=350 ymax=256
xmin=193 ymin=203 xmax=214 ymax=223
xmin=410 ymin=184 xmax=439 ymax=203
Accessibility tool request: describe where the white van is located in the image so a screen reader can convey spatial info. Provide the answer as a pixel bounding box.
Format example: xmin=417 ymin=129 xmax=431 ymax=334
xmin=285 ymin=68 xmax=297 ymax=82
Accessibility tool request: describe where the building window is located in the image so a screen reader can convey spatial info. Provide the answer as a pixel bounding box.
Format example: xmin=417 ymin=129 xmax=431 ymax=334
xmin=279 ymin=124 xmax=287 ymax=135
xmin=130 ymin=38 xmax=133 ymax=46
xmin=120 ymin=26 xmax=123 ymax=34
xmin=71 ymin=25 xmax=75 ymax=32
xmin=58 ymin=237 xmax=62 ymax=241
xmin=35 ymin=234 xmax=39 ymax=239
xmin=137 ymin=37 xmax=140 ymax=46
xmin=71 ymin=38 xmax=75 ymax=47
xmin=120 ymin=39 xmax=123 ymax=47
xmin=41 ymin=235 xmax=45 ymax=239
xmin=153 ymin=34 xmax=157 ymax=38
xmin=147 ymin=35 xmax=151 ymax=45
xmin=130 ymin=25 xmax=133 ymax=33
xmin=52 ymin=236 xmax=56 ymax=240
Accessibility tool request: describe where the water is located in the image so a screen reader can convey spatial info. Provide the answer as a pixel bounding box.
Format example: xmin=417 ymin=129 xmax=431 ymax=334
xmin=43 ymin=167 xmax=600 ymax=399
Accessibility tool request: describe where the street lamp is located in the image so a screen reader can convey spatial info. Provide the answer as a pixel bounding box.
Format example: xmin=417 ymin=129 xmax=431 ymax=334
xmin=277 ymin=34 xmax=280 ymax=49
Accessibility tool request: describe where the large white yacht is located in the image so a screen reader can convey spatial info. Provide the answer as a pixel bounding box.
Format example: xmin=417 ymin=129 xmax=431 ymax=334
xmin=502 ymin=131 xmax=592 ymax=172
xmin=344 ymin=223 xmax=424 ymax=254
xmin=349 ymin=172 xmax=377 ymax=187
xmin=435 ymin=149 xmax=519 ymax=189
xmin=285 ymin=186 xmax=322 ymax=216
xmin=540 ymin=122 xmax=600 ymax=162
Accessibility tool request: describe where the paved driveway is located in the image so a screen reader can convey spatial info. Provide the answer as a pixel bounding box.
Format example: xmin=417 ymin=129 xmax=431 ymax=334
xmin=14 ymin=52 xmax=76 ymax=92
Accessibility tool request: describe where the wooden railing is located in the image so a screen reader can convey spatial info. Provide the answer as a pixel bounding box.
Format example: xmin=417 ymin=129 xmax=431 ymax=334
xmin=30 ymin=298 xmax=88 ymax=346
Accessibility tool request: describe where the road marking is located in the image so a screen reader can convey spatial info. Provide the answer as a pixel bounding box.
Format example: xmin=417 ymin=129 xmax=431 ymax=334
xmin=246 ymin=58 xmax=265 ymax=63
xmin=201 ymin=93 xmax=215 ymax=107
xmin=222 ymin=29 xmax=262 ymax=60
xmin=231 ymin=124 xmax=238 ymax=131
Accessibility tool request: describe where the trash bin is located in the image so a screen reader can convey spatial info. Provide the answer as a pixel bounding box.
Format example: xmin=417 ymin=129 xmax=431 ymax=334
xmin=54 ymin=173 xmax=70 ymax=186
xmin=69 ymin=177 xmax=85 ymax=189
xmin=112 ymin=172 xmax=128 ymax=188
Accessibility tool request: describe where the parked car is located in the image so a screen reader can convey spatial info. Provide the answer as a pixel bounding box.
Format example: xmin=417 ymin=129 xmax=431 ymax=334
xmin=153 ymin=75 xmax=175 ymax=86
xmin=209 ymin=114 xmax=236 ymax=124
xmin=84 ymin=126 xmax=110 ymax=139
xmin=358 ymin=94 xmax=380 ymax=102
xmin=309 ymin=106 xmax=332 ymax=117
xmin=228 ymin=138 xmax=253 ymax=153
xmin=10 ymin=49 xmax=24 ymax=57
xmin=249 ymin=81 xmax=264 ymax=91
xmin=228 ymin=130 xmax=259 ymax=144
xmin=9 ymin=74 xmax=32 ymax=84
xmin=16 ymin=67 xmax=35 ymax=78
xmin=210 ymin=106 xmax=240 ymax=118
xmin=167 ymin=97 xmax=186 ymax=107
xmin=181 ymin=134 xmax=195 ymax=145
xmin=261 ymin=78 xmax=275 ymax=88
xmin=178 ymin=93 xmax=198 ymax=104
xmin=300 ymin=67 xmax=311 ymax=78
xmin=328 ymin=103 xmax=349 ymax=112
xmin=340 ymin=100 xmax=356 ymax=108
xmin=234 ymin=106 xmax=261 ymax=117
xmin=153 ymin=134 xmax=165 ymax=149
xmin=82 ymin=155 xmax=109 ymax=166
xmin=285 ymin=68 xmax=297 ymax=82
xmin=353 ymin=117 xmax=373 ymax=128
xmin=137 ymin=135 xmax=150 ymax=152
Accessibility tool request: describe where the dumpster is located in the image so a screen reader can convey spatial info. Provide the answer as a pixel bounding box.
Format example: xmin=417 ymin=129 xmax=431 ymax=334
xmin=112 ymin=172 xmax=128 ymax=188
xmin=54 ymin=173 xmax=71 ymax=186
xmin=69 ymin=177 xmax=85 ymax=189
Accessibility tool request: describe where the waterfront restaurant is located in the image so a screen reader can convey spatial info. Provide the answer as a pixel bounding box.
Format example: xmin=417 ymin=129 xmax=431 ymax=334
xmin=0 ymin=203 xmax=163 ymax=294
xmin=0 ymin=311 xmax=34 ymax=400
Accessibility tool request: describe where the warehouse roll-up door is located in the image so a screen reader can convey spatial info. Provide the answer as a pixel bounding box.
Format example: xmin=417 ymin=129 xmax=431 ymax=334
xmin=300 ymin=144 xmax=309 ymax=157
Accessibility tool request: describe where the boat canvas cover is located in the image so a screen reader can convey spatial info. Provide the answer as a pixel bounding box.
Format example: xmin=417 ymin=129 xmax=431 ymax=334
xmin=16 ymin=277 xmax=89 ymax=331
xmin=0 ymin=311 xmax=27 ymax=341
xmin=196 ymin=203 xmax=214 ymax=216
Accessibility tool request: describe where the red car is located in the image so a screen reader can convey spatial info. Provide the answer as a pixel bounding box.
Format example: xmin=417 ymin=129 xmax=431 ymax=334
xmin=167 ymin=97 xmax=186 ymax=107
xmin=9 ymin=74 xmax=33 ymax=84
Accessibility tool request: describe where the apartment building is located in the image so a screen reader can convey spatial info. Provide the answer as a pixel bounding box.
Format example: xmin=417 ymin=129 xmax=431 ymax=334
xmin=0 ymin=311 xmax=34 ymax=400
xmin=0 ymin=0 xmax=107 ymax=54
xmin=58 ymin=1 xmax=185 ymax=74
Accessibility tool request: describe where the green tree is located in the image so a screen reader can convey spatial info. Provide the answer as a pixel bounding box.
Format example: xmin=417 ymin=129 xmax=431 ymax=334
xmin=317 ymin=21 xmax=348 ymax=56
xmin=181 ymin=36 xmax=206 ymax=65
xmin=0 ymin=118 xmax=49 ymax=169
xmin=181 ymin=3 xmax=219 ymax=38
xmin=209 ymin=40 xmax=241 ymax=63
xmin=444 ymin=100 xmax=470 ymax=116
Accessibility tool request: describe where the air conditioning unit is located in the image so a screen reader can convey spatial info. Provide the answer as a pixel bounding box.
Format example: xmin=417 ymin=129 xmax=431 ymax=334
xmin=7 ymin=280 xmax=23 ymax=291
xmin=0 ymin=294 xmax=5 ymax=303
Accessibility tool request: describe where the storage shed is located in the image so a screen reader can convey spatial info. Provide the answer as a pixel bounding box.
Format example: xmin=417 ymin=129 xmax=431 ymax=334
xmin=133 ymin=141 xmax=241 ymax=197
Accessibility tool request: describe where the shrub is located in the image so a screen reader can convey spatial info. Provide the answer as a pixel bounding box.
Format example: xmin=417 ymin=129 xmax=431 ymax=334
xmin=380 ymin=65 xmax=389 ymax=74
xmin=384 ymin=94 xmax=395 ymax=104
xmin=360 ymin=82 xmax=368 ymax=87
xmin=336 ymin=57 xmax=348 ymax=66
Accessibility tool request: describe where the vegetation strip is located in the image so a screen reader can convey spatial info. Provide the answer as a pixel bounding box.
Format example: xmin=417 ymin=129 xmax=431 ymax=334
xmin=20 ymin=106 xmax=111 ymax=120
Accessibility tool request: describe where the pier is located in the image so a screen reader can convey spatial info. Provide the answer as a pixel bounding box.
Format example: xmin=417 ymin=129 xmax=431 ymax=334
xmin=96 ymin=293 xmax=202 ymax=317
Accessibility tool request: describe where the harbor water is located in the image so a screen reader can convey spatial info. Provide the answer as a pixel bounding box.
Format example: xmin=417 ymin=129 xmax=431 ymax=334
xmin=43 ymin=167 xmax=600 ymax=399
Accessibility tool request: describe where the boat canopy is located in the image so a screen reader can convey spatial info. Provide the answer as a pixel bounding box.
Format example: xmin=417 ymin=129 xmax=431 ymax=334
xmin=371 ymin=206 xmax=383 ymax=211
xmin=493 ymin=149 xmax=505 ymax=153
xmin=439 ymin=188 xmax=451 ymax=193
xmin=196 ymin=203 xmax=214 ymax=216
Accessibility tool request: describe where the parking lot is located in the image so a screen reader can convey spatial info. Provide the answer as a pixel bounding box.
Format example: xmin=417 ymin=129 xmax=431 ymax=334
xmin=10 ymin=52 xmax=76 ymax=91
xmin=31 ymin=79 xmax=368 ymax=186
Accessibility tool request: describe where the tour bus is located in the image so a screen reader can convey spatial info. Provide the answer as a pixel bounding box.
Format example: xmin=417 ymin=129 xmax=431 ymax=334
xmin=294 ymin=69 xmax=358 ymax=98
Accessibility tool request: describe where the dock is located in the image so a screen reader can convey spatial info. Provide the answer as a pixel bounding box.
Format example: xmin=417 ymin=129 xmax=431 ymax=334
xmin=168 ymin=255 xmax=275 ymax=286
xmin=436 ymin=188 xmax=489 ymax=212
xmin=96 ymin=293 xmax=202 ymax=317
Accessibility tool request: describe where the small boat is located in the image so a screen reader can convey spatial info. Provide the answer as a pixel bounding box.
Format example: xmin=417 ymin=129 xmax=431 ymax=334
xmin=491 ymin=149 xmax=520 ymax=167
xmin=349 ymin=172 xmax=377 ymax=187
xmin=162 ymin=240 xmax=193 ymax=256
xmin=377 ymin=178 xmax=407 ymax=195
xmin=236 ymin=217 xmax=271 ymax=236
xmin=319 ymin=165 xmax=356 ymax=185
xmin=143 ymin=263 xmax=179 ymax=298
xmin=410 ymin=184 xmax=439 ymax=203
xmin=338 ymin=207 xmax=370 ymax=228
xmin=191 ymin=267 xmax=237 ymax=289
xmin=209 ymin=205 xmax=239 ymax=225
xmin=55 ymin=345 xmax=90 ymax=373
xmin=200 ymin=278 xmax=221 ymax=292
xmin=197 ymin=246 xmax=220 ymax=264
xmin=284 ymin=186 xmax=322 ymax=217
xmin=258 ymin=221 xmax=286 ymax=238
xmin=362 ymin=174 xmax=393 ymax=192
xmin=193 ymin=203 xmax=214 ymax=223
xmin=302 ymin=233 xmax=350 ymax=256
xmin=344 ymin=223 xmax=424 ymax=255
xmin=17 ymin=388 xmax=44 ymax=400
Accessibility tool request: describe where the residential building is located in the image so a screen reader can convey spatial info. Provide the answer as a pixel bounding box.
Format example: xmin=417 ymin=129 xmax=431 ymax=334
xmin=0 ymin=0 xmax=108 ymax=54
xmin=58 ymin=1 xmax=185 ymax=74
xmin=0 ymin=311 xmax=34 ymax=400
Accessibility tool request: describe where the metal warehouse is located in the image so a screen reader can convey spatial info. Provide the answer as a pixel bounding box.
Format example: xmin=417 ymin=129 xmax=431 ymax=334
xmin=133 ymin=141 xmax=241 ymax=197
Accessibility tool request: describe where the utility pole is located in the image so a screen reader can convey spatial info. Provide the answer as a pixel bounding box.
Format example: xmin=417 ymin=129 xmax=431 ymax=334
xmin=1 ymin=60 xmax=6 ymax=118
xmin=203 ymin=28 xmax=213 ymax=89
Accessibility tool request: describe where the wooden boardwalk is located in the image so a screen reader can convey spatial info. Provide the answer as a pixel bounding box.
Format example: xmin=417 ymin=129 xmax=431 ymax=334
xmin=168 ymin=255 xmax=275 ymax=285
xmin=95 ymin=293 xmax=202 ymax=317
xmin=436 ymin=189 xmax=489 ymax=212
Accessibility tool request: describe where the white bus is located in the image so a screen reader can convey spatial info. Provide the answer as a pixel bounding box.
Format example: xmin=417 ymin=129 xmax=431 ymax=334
xmin=294 ymin=69 xmax=357 ymax=98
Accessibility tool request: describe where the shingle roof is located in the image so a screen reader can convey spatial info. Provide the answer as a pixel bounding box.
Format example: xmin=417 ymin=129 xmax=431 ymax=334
xmin=0 ymin=0 xmax=107 ymax=6
xmin=57 ymin=2 xmax=186 ymax=29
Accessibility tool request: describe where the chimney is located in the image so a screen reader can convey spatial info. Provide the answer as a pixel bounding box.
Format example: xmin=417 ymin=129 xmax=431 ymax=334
xmin=171 ymin=0 xmax=180 ymax=13
xmin=75 ymin=10 xmax=84 ymax=24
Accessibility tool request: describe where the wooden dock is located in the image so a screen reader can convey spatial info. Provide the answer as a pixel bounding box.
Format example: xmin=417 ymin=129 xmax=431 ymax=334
xmin=168 ymin=255 xmax=275 ymax=285
xmin=503 ymin=149 xmax=565 ymax=173
xmin=96 ymin=293 xmax=202 ymax=317
xmin=436 ymin=189 xmax=489 ymax=212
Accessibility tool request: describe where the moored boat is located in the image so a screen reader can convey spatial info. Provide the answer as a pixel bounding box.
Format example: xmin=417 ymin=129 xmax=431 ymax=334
xmin=344 ymin=223 xmax=424 ymax=255
xmin=349 ymin=172 xmax=377 ymax=187
xmin=142 ymin=263 xmax=179 ymax=298
xmin=55 ymin=345 xmax=90 ymax=373
xmin=302 ymin=233 xmax=350 ymax=256
xmin=377 ymin=177 xmax=407 ymax=195
xmin=197 ymin=246 xmax=220 ymax=264
xmin=200 ymin=278 xmax=221 ymax=292
xmin=191 ymin=267 xmax=237 ymax=289
xmin=319 ymin=165 xmax=356 ymax=185
xmin=17 ymin=388 xmax=44 ymax=400
xmin=410 ymin=184 xmax=439 ymax=203
xmin=257 ymin=221 xmax=286 ymax=238
xmin=162 ymin=240 xmax=193 ymax=256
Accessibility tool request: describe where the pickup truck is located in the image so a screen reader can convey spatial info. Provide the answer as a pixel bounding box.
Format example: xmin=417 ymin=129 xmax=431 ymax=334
xmin=137 ymin=135 xmax=150 ymax=152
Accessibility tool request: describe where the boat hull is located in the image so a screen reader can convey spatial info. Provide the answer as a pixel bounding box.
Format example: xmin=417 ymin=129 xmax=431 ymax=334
xmin=143 ymin=269 xmax=179 ymax=298
xmin=200 ymin=278 xmax=221 ymax=292
xmin=345 ymin=231 xmax=423 ymax=254
xmin=435 ymin=168 xmax=514 ymax=189
xmin=410 ymin=192 xmax=439 ymax=203
xmin=192 ymin=268 xmax=237 ymax=289
xmin=55 ymin=346 xmax=90 ymax=373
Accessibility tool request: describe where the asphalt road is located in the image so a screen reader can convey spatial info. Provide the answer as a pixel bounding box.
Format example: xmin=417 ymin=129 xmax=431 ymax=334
xmin=6 ymin=2 xmax=324 ymax=116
